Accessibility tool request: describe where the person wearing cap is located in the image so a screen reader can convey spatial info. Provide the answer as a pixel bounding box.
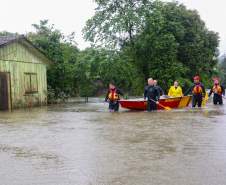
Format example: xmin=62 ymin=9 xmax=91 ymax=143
xmin=184 ymin=76 xmax=206 ymax=107
xmin=168 ymin=81 xmax=183 ymax=97
xmin=208 ymin=79 xmax=225 ymax=105
xmin=105 ymin=82 xmax=124 ymax=112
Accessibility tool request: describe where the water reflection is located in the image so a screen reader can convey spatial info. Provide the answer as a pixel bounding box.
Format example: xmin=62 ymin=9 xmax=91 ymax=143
xmin=0 ymin=101 xmax=226 ymax=185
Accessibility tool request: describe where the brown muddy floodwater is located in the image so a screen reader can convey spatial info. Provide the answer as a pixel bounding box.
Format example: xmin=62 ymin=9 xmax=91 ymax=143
xmin=0 ymin=99 xmax=226 ymax=185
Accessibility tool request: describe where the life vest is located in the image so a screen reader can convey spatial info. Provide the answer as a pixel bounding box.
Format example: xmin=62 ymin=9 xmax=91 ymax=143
xmin=212 ymin=85 xmax=222 ymax=95
xmin=108 ymin=89 xmax=119 ymax=101
xmin=192 ymin=84 xmax=203 ymax=95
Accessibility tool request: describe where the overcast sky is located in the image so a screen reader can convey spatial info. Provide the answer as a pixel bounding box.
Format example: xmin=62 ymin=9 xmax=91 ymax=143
xmin=0 ymin=0 xmax=225 ymax=54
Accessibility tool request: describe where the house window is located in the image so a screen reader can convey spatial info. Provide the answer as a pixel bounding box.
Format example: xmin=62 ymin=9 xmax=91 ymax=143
xmin=24 ymin=73 xmax=38 ymax=94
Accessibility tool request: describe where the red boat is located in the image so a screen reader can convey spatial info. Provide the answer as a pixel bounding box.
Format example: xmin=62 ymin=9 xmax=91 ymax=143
xmin=119 ymin=96 xmax=192 ymax=110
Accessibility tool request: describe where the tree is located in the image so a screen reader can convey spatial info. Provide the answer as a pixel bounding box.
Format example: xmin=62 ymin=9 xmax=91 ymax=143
xmin=29 ymin=20 xmax=143 ymax=98
xmin=28 ymin=20 xmax=79 ymax=99
xmin=160 ymin=2 xmax=219 ymax=80
xmin=76 ymin=47 xmax=144 ymax=96
xmin=84 ymin=1 xmax=219 ymax=91
xmin=83 ymin=0 xmax=153 ymax=48
xmin=130 ymin=1 xmax=219 ymax=89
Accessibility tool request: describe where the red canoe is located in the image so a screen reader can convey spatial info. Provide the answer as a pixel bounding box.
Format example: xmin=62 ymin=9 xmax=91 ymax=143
xmin=119 ymin=96 xmax=192 ymax=110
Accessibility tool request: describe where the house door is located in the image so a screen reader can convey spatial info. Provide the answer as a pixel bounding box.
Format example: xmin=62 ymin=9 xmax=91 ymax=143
xmin=0 ymin=73 xmax=9 ymax=110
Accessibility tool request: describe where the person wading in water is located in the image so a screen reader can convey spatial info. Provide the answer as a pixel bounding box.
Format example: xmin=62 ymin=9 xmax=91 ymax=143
xmin=144 ymin=78 xmax=160 ymax=111
xmin=185 ymin=75 xmax=206 ymax=108
xmin=154 ymin=80 xmax=164 ymax=96
xmin=209 ymin=79 xmax=225 ymax=105
xmin=105 ymin=82 xmax=123 ymax=112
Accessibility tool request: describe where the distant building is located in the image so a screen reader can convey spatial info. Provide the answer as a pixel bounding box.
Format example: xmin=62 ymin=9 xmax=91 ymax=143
xmin=0 ymin=35 xmax=51 ymax=110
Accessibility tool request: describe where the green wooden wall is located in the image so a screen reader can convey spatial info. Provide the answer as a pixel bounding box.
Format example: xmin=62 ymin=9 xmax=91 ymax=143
xmin=0 ymin=41 xmax=48 ymax=109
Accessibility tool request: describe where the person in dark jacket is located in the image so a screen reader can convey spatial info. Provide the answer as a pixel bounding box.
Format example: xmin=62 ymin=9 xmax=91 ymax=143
xmin=209 ymin=79 xmax=225 ymax=105
xmin=144 ymin=78 xmax=160 ymax=111
xmin=105 ymin=82 xmax=123 ymax=112
xmin=154 ymin=80 xmax=164 ymax=96
xmin=184 ymin=76 xmax=206 ymax=108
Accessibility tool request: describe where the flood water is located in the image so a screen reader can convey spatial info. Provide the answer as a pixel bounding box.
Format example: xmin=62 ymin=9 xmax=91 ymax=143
xmin=0 ymin=100 xmax=226 ymax=185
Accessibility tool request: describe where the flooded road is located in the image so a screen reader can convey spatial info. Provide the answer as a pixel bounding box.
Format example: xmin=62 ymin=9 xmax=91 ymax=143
xmin=0 ymin=101 xmax=226 ymax=185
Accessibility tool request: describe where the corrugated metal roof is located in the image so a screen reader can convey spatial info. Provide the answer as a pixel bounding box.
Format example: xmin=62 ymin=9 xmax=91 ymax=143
xmin=0 ymin=35 xmax=20 ymax=46
xmin=0 ymin=35 xmax=52 ymax=64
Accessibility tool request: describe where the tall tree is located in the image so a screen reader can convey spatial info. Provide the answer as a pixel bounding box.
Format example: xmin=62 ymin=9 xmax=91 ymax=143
xmin=83 ymin=0 xmax=153 ymax=48
xmin=84 ymin=0 xmax=219 ymax=90
xmin=28 ymin=20 xmax=79 ymax=98
xmin=76 ymin=47 xmax=144 ymax=96
xmin=160 ymin=2 xmax=219 ymax=79
xmin=130 ymin=1 xmax=219 ymax=88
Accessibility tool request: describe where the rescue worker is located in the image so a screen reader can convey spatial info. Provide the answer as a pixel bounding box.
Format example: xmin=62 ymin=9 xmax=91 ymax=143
xmin=105 ymin=82 xmax=123 ymax=112
xmin=208 ymin=79 xmax=225 ymax=105
xmin=144 ymin=78 xmax=160 ymax=111
xmin=168 ymin=81 xmax=183 ymax=97
xmin=154 ymin=80 xmax=164 ymax=96
xmin=184 ymin=76 xmax=206 ymax=108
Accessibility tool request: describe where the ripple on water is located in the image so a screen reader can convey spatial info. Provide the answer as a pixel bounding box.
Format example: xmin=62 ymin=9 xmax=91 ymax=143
xmin=0 ymin=102 xmax=226 ymax=185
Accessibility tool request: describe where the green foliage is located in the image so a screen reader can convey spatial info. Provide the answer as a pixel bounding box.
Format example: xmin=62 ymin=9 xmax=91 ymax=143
xmin=84 ymin=0 xmax=219 ymax=92
xmin=27 ymin=20 xmax=79 ymax=99
xmin=76 ymin=48 xmax=144 ymax=96
xmin=83 ymin=0 xmax=153 ymax=48
xmin=1 ymin=0 xmax=220 ymax=99
xmin=160 ymin=2 xmax=219 ymax=78
xmin=26 ymin=20 xmax=143 ymax=98
xmin=130 ymin=5 xmax=188 ymax=89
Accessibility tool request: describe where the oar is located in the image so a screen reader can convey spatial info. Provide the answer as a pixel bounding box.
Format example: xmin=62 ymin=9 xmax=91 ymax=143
xmin=202 ymin=92 xmax=209 ymax=107
xmin=150 ymin=99 xmax=172 ymax=111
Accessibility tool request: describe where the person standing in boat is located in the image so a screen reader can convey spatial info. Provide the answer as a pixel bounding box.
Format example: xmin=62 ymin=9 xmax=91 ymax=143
xmin=208 ymin=79 xmax=225 ymax=105
xmin=154 ymin=80 xmax=165 ymax=96
xmin=168 ymin=81 xmax=183 ymax=97
xmin=184 ymin=75 xmax=206 ymax=108
xmin=105 ymin=82 xmax=124 ymax=112
xmin=144 ymin=78 xmax=160 ymax=111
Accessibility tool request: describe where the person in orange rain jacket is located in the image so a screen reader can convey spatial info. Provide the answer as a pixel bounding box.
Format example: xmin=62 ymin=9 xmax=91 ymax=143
xmin=184 ymin=76 xmax=206 ymax=108
xmin=105 ymin=82 xmax=124 ymax=112
xmin=208 ymin=79 xmax=225 ymax=105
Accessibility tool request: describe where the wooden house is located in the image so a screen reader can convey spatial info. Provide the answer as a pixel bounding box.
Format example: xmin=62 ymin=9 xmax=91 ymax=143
xmin=0 ymin=35 xmax=51 ymax=110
